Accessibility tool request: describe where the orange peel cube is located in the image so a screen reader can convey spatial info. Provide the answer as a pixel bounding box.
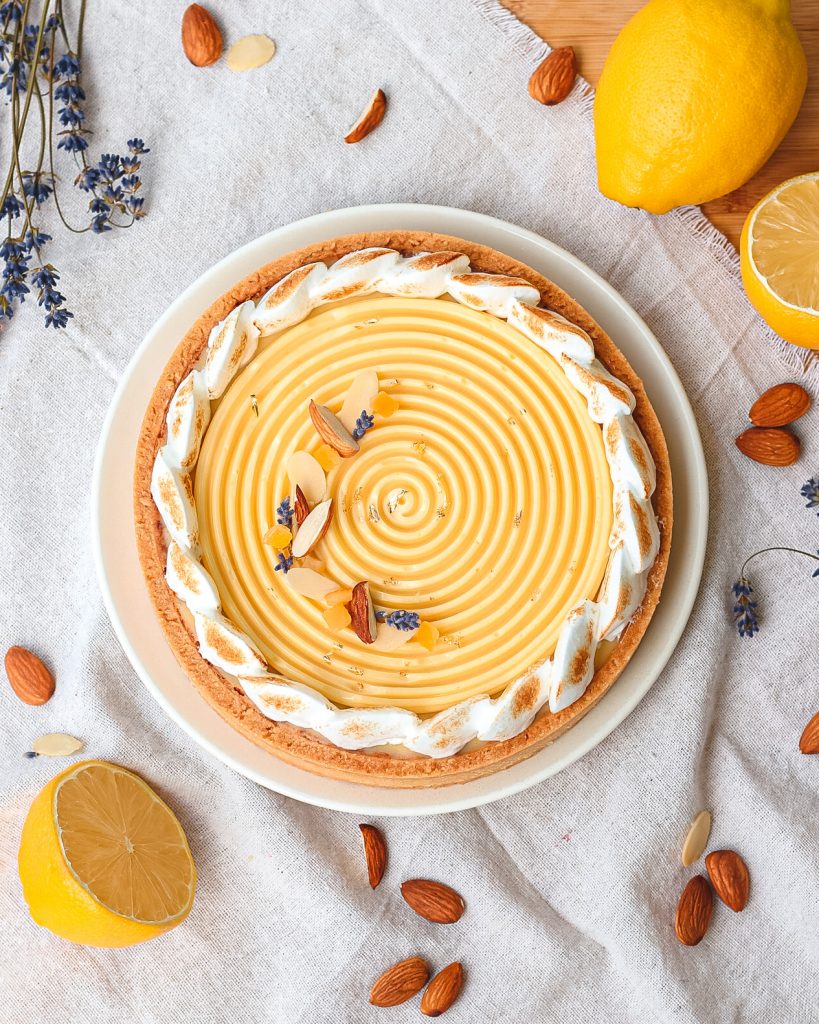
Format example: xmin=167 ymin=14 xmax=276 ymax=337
xmin=323 ymin=604 xmax=352 ymax=631
xmin=373 ymin=391 xmax=400 ymax=417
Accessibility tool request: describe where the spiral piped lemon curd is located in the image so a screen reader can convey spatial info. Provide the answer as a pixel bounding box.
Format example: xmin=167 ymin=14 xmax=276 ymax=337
xmin=195 ymin=296 xmax=612 ymax=714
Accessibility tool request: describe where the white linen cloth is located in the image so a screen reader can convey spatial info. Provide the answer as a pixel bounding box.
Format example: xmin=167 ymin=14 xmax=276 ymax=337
xmin=2 ymin=2 xmax=818 ymax=1020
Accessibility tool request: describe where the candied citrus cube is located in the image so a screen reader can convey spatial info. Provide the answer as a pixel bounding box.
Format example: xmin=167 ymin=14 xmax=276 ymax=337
xmin=373 ymin=391 xmax=400 ymax=417
xmin=300 ymin=555 xmax=326 ymax=573
xmin=326 ymin=587 xmax=354 ymax=607
xmin=315 ymin=444 xmax=341 ymax=472
xmin=323 ymin=604 xmax=351 ymax=631
xmin=416 ymin=621 xmax=439 ymax=651
xmin=263 ymin=524 xmax=292 ymax=549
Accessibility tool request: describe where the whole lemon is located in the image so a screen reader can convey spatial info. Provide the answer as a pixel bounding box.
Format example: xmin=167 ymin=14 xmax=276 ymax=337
xmin=19 ymin=760 xmax=196 ymax=947
xmin=594 ymin=0 xmax=807 ymax=214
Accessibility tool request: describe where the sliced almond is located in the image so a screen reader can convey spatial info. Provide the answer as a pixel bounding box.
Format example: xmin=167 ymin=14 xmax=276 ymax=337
xmin=681 ymin=810 xmax=712 ymax=867
xmin=226 ymin=34 xmax=276 ymax=73
xmin=370 ymin=621 xmax=418 ymax=651
xmin=286 ymin=567 xmax=339 ymax=602
xmin=294 ymin=485 xmax=310 ymax=527
xmin=359 ymin=823 xmax=387 ymax=888
xmin=286 ymin=450 xmax=326 ymax=505
xmin=309 ymin=400 xmax=359 ymax=458
xmin=291 ymin=499 xmax=333 ymax=558
xmin=339 ymin=369 xmax=379 ymax=433
xmin=31 ymin=733 xmax=84 ymax=757
xmin=348 ymin=581 xmax=377 ymax=644
xmin=345 ymin=88 xmax=387 ymax=144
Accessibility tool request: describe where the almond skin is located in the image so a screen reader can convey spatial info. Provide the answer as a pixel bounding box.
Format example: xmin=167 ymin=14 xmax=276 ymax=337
xmin=294 ymin=485 xmax=310 ymax=527
xmin=345 ymin=88 xmax=387 ymax=143
xmin=674 ymin=875 xmax=713 ymax=946
xmin=5 ymin=646 xmax=55 ymax=706
xmin=308 ymin=400 xmax=359 ymax=458
xmin=735 ymin=427 xmax=800 ymax=466
xmin=749 ymin=383 xmax=811 ymax=428
xmin=401 ymin=879 xmax=465 ymax=924
xmin=181 ymin=4 xmax=222 ymax=67
xmin=705 ymin=850 xmax=750 ymax=912
xmin=370 ymin=957 xmax=429 ymax=1007
xmin=359 ymin=823 xmax=387 ymax=888
xmin=799 ymin=711 xmax=819 ymax=754
xmin=347 ymin=581 xmax=377 ymax=644
xmin=528 ymin=46 xmax=577 ymax=106
xmin=421 ymin=962 xmax=464 ymax=1017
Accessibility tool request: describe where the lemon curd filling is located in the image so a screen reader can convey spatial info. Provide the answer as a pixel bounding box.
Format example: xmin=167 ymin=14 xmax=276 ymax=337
xmin=195 ymin=296 xmax=612 ymax=715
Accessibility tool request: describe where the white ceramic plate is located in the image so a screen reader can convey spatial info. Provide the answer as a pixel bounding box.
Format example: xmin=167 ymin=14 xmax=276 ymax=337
xmin=92 ymin=204 xmax=707 ymax=816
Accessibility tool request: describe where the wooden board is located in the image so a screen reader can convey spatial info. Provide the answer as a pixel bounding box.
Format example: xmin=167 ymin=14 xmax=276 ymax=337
xmin=503 ymin=0 xmax=819 ymax=248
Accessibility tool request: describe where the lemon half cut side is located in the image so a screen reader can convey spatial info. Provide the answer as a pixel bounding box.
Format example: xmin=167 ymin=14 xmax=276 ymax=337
xmin=741 ymin=172 xmax=819 ymax=350
xmin=18 ymin=760 xmax=196 ymax=947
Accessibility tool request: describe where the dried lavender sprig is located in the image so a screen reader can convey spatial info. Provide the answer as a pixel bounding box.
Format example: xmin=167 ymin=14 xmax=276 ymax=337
xmin=276 ymin=496 xmax=294 ymax=528
xmin=731 ymin=547 xmax=819 ymax=637
xmin=375 ymin=609 xmax=421 ymax=631
xmin=801 ymin=476 xmax=819 ymax=515
xmin=352 ymin=410 xmax=375 ymax=440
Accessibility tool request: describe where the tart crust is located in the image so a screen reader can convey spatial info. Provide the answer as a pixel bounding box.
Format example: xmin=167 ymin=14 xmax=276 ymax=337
xmin=134 ymin=231 xmax=673 ymax=788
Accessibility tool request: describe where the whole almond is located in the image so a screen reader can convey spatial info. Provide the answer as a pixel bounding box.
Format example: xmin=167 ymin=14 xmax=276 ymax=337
xmin=705 ymin=850 xmax=750 ymax=912
xmin=749 ymin=383 xmax=811 ymax=427
xmin=359 ymin=823 xmax=387 ymax=888
xmin=528 ymin=46 xmax=577 ymax=106
xmin=674 ymin=875 xmax=713 ymax=946
xmin=5 ymin=646 xmax=55 ymax=706
xmin=181 ymin=4 xmax=222 ymax=67
xmin=308 ymin=400 xmax=360 ymax=458
xmin=294 ymin=485 xmax=310 ymax=527
xmin=401 ymin=879 xmax=465 ymax=924
xmin=420 ymin=962 xmax=464 ymax=1017
xmin=348 ymin=581 xmax=377 ymax=645
xmin=370 ymin=957 xmax=429 ymax=1007
xmin=735 ymin=427 xmax=800 ymax=466
xmin=799 ymin=711 xmax=819 ymax=754
xmin=345 ymin=88 xmax=387 ymax=144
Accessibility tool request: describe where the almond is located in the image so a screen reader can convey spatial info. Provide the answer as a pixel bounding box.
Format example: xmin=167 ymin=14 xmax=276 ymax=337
xmin=749 ymin=383 xmax=811 ymax=427
xmin=528 ymin=46 xmax=577 ymax=106
xmin=799 ymin=710 xmax=819 ymax=754
xmin=309 ymin=400 xmax=359 ymax=458
xmin=294 ymin=485 xmax=310 ymax=527
xmin=421 ymin=962 xmax=464 ymax=1017
xmin=347 ymin=581 xmax=377 ymax=644
xmin=181 ymin=4 xmax=222 ymax=67
xmin=291 ymin=499 xmax=333 ymax=558
xmin=735 ymin=427 xmax=800 ymax=466
xmin=287 ymin=450 xmax=327 ymax=505
xmin=370 ymin=957 xmax=429 ymax=1007
xmin=400 ymin=879 xmax=465 ymax=925
xmin=681 ymin=809 xmax=712 ymax=867
xmin=359 ymin=823 xmax=387 ymax=888
xmin=5 ymin=646 xmax=55 ymax=706
xmin=674 ymin=875 xmax=713 ymax=946
xmin=705 ymin=850 xmax=750 ymax=912
xmin=344 ymin=88 xmax=387 ymax=144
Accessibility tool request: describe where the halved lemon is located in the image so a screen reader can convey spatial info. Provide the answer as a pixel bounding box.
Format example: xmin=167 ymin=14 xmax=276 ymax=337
xmin=18 ymin=760 xmax=196 ymax=947
xmin=740 ymin=172 xmax=819 ymax=350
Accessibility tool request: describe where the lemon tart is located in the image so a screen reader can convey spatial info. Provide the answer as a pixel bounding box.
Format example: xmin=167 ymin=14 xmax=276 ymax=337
xmin=135 ymin=232 xmax=672 ymax=788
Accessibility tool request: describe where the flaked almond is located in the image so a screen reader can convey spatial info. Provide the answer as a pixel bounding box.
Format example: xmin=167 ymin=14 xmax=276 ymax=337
xmin=226 ymin=34 xmax=276 ymax=73
xmin=291 ymin=499 xmax=333 ymax=558
xmin=5 ymin=646 xmax=55 ymax=706
xmin=339 ymin=369 xmax=379 ymax=433
xmin=31 ymin=733 xmax=84 ymax=757
xmin=674 ymin=875 xmax=713 ymax=946
xmin=348 ymin=581 xmax=377 ymax=644
xmin=799 ymin=710 xmax=819 ymax=754
xmin=181 ymin=4 xmax=222 ymax=67
xmin=359 ymin=823 xmax=387 ymax=888
xmin=287 ymin=450 xmax=327 ymax=505
xmin=345 ymin=88 xmax=387 ymax=144
xmin=294 ymin=485 xmax=310 ymax=527
xmin=735 ymin=427 xmax=800 ymax=466
xmin=309 ymin=400 xmax=359 ymax=458
xmin=286 ymin=567 xmax=339 ymax=601
xmin=749 ymin=383 xmax=811 ymax=427
xmin=528 ymin=46 xmax=577 ymax=106
xmin=370 ymin=957 xmax=429 ymax=1008
xmin=705 ymin=850 xmax=750 ymax=912
xmin=681 ymin=809 xmax=712 ymax=867
xmin=421 ymin=962 xmax=464 ymax=1017
xmin=401 ymin=879 xmax=465 ymax=924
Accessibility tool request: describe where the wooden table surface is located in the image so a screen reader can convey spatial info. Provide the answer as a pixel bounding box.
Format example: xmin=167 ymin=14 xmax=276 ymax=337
xmin=503 ymin=0 xmax=819 ymax=248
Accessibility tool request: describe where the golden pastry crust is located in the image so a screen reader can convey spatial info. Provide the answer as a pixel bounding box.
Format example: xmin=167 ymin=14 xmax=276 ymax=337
xmin=134 ymin=231 xmax=673 ymax=788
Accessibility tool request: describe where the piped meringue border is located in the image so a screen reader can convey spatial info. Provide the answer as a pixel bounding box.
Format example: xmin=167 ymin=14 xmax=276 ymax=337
xmin=150 ymin=247 xmax=660 ymax=759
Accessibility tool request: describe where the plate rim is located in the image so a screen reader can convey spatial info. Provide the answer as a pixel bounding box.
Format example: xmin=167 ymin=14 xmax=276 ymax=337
xmin=92 ymin=203 xmax=708 ymax=815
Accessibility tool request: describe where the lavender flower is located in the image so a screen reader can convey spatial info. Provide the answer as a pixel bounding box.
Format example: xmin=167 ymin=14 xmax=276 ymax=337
xmin=352 ymin=410 xmax=375 ymax=440
xmin=276 ymin=497 xmax=294 ymax=528
xmin=731 ymin=579 xmax=759 ymax=638
xmin=376 ymin=609 xmax=421 ymax=631
xmin=801 ymin=477 xmax=819 ymax=515
xmin=273 ymin=552 xmax=293 ymax=574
